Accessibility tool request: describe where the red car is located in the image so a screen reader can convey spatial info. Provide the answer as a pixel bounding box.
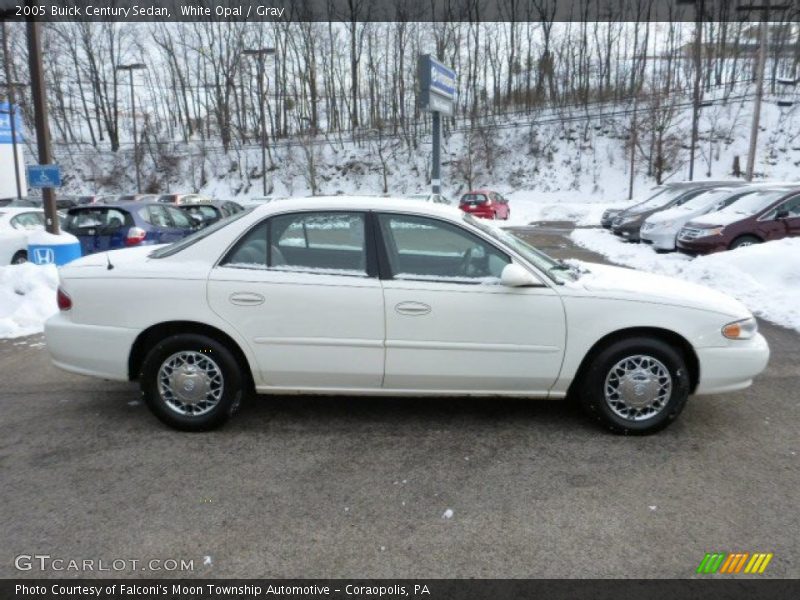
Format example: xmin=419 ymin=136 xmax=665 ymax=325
xmin=458 ymin=189 xmax=510 ymax=220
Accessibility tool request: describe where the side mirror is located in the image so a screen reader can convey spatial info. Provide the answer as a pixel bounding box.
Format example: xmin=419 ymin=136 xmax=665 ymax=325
xmin=775 ymin=209 xmax=789 ymax=220
xmin=500 ymin=263 xmax=541 ymax=287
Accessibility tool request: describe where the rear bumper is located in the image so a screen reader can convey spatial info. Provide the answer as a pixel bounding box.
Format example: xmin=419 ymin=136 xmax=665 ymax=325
xmin=641 ymin=229 xmax=677 ymax=250
xmin=45 ymin=313 xmax=138 ymax=381
xmin=694 ymin=333 xmax=770 ymax=395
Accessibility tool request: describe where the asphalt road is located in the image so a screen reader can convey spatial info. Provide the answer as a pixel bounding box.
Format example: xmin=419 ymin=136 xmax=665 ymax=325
xmin=1 ymin=224 xmax=798 ymax=579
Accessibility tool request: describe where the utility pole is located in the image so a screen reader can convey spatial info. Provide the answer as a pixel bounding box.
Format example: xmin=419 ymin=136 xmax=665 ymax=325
xmin=243 ymin=47 xmax=276 ymax=197
xmin=746 ymin=14 xmax=768 ymax=181
xmin=26 ymin=20 xmax=58 ymax=234
xmin=677 ymin=0 xmax=705 ymax=181
xmin=116 ymin=63 xmax=147 ymax=193
xmin=1 ymin=23 xmax=22 ymax=200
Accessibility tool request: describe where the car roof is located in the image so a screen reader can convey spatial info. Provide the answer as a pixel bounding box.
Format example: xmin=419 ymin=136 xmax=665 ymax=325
xmin=255 ymin=195 xmax=463 ymax=219
xmin=0 ymin=206 xmax=44 ymax=215
xmin=68 ymin=201 xmax=158 ymax=211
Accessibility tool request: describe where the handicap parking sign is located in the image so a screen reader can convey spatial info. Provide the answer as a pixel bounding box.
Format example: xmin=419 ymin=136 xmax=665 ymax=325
xmin=27 ymin=164 xmax=62 ymax=188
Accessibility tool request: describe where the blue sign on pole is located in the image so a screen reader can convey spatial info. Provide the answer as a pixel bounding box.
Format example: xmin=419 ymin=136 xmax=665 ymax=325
xmin=0 ymin=101 xmax=24 ymax=144
xmin=27 ymin=164 xmax=62 ymax=188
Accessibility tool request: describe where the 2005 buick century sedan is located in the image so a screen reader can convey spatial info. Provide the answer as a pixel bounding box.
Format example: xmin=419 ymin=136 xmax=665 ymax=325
xmin=45 ymin=197 xmax=770 ymax=434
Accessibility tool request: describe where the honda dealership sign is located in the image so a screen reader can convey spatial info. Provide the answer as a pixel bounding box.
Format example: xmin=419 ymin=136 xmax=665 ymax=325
xmin=418 ymin=55 xmax=456 ymax=117
xmin=0 ymin=101 xmax=26 ymax=199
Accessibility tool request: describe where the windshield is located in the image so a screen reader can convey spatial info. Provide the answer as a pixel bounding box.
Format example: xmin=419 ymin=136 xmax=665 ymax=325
xmin=678 ymin=189 xmax=732 ymax=211
xmin=627 ymin=187 xmax=688 ymax=213
xmin=719 ymin=190 xmax=787 ymax=216
xmin=150 ymin=207 xmax=254 ymax=258
xmin=465 ymin=214 xmax=575 ymax=283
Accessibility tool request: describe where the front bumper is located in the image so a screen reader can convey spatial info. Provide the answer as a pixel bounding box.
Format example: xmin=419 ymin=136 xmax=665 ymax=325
xmin=640 ymin=229 xmax=678 ymax=251
xmin=676 ymin=236 xmax=728 ymax=255
xmin=45 ymin=313 xmax=138 ymax=381
xmin=694 ymin=333 xmax=770 ymax=395
xmin=612 ymin=221 xmax=642 ymax=242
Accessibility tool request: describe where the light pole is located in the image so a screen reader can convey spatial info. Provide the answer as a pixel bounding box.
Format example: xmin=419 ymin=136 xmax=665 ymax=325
xmin=677 ymin=0 xmax=705 ymax=181
xmin=737 ymin=1 xmax=791 ymax=181
xmin=116 ymin=63 xmax=147 ymax=192
xmin=243 ymin=47 xmax=276 ymax=197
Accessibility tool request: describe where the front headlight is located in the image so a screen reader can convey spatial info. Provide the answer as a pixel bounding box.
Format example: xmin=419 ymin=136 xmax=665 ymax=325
xmin=722 ymin=317 xmax=758 ymax=340
xmin=697 ymin=226 xmax=724 ymax=237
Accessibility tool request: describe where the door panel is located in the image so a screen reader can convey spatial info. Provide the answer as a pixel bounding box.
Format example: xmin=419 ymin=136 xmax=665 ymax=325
xmin=208 ymin=210 xmax=384 ymax=390
xmin=377 ymin=212 xmax=566 ymax=393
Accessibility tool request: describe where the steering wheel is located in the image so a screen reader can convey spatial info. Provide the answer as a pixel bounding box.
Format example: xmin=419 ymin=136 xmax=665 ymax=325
xmin=459 ymin=247 xmax=483 ymax=277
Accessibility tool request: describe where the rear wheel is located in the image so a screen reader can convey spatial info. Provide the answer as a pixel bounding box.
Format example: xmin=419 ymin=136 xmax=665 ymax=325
xmin=729 ymin=235 xmax=761 ymax=250
xmin=578 ymin=337 xmax=690 ymax=435
xmin=11 ymin=250 xmax=27 ymax=265
xmin=139 ymin=334 xmax=243 ymax=431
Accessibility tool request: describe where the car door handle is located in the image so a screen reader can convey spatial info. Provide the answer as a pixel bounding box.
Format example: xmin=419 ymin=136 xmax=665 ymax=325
xmin=395 ymin=301 xmax=431 ymax=316
xmin=229 ymin=292 xmax=265 ymax=306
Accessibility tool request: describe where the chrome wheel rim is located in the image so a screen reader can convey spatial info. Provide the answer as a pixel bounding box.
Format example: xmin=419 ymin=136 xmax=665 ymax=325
xmin=604 ymin=355 xmax=672 ymax=422
xmin=158 ymin=351 xmax=224 ymax=417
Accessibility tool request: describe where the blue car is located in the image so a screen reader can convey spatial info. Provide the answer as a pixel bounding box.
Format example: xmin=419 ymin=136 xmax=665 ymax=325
xmin=63 ymin=202 xmax=197 ymax=255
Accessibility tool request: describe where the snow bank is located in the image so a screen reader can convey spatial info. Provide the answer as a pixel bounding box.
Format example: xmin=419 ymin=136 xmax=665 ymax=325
xmin=0 ymin=263 xmax=59 ymax=339
xmin=505 ymin=190 xmax=618 ymax=227
xmin=571 ymin=229 xmax=800 ymax=332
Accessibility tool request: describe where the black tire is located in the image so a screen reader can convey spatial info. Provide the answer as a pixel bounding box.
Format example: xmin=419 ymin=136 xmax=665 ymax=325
xmin=729 ymin=235 xmax=761 ymax=250
xmin=139 ymin=333 xmax=244 ymax=431
xmin=11 ymin=250 xmax=27 ymax=265
xmin=578 ymin=337 xmax=690 ymax=435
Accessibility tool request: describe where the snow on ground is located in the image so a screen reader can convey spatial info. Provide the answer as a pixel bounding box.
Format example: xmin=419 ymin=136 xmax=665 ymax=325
xmin=572 ymin=228 xmax=800 ymax=332
xmin=0 ymin=263 xmax=59 ymax=339
xmin=505 ymin=190 xmax=618 ymax=227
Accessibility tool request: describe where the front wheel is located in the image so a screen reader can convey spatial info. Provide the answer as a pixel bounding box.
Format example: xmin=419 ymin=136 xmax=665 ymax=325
xmin=11 ymin=250 xmax=27 ymax=265
xmin=139 ymin=334 xmax=244 ymax=431
xmin=578 ymin=337 xmax=690 ymax=435
xmin=729 ymin=235 xmax=761 ymax=250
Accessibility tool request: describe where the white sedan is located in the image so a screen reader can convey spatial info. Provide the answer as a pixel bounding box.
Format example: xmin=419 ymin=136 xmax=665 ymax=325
xmin=45 ymin=197 xmax=770 ymax=434
xmin=0 ymin=207 xmax=46 ymax=265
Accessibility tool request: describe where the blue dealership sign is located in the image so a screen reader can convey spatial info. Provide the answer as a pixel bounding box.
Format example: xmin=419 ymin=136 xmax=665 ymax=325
xmin=27 ymin=164 xmax=62 ymax=188
xmin=418 ymin=55 xmax=457 ymax=116
xmin=0 ymin=101 xmax=24 ymax=144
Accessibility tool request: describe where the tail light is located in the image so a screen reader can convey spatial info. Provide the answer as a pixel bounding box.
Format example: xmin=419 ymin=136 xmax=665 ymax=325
xmin=57 ymin=286 xmax=72 ymax=311
xmin=125 ymin=227 xmax=147 ymax=246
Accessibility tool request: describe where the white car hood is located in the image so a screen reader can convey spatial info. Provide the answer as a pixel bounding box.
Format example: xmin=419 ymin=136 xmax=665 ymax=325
xmin=645 ymin=206 xmax=698 ymax=225
xmin=687 ymin=209 xmax=747 ymax=227
xmin=571 ymin=263 xmax=750 ymax=318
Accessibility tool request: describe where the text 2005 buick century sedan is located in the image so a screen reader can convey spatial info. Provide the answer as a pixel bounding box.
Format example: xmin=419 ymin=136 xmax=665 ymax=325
xmin=45 ymin=197 xmax=770 ymax=434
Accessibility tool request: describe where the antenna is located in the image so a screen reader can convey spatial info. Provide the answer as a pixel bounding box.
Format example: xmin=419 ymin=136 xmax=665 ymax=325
xmin=106 ymin=253 xmax=114 ymax=270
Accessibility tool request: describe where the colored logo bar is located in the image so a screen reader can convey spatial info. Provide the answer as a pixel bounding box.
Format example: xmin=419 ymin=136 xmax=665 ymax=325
xmin=697 ymin=552 xmax=773 ymax=574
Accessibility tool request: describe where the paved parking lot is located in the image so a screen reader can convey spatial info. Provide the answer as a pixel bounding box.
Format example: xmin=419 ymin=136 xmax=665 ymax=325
xmin=1 ymin=225 xmax=798 ymax=578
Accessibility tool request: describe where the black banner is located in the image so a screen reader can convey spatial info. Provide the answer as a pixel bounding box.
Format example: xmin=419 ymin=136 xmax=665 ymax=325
xmin=4 ymin=579 xmax=800 ymax=600
xmin=1 ymin=0 xmax=800 ymax=23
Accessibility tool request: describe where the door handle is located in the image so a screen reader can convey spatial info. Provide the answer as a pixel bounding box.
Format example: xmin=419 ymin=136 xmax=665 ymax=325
xmin=395 ymin=301 xmax=431 ymax=316
xmin=229 ymin=292 xmax=265 ymax=306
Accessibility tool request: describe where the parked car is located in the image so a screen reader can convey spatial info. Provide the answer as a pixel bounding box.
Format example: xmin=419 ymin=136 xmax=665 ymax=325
xmin=157 ymin=193 xmax=211 ymax=206
xmin=611 ymin=181 xmax=744 ymax=242
xmin=46 ymin=197 xmax=768 ymax=435
xmin=409 ymin=193 xmax=452 ymax=205
xmin=459 ymin=189 xmax=510 ymax=220
xmin=677 ymin=187 xmax=800 ymax=254
xmin=601 ymin=186 xmax=662 ymax=229
xmin=177 ymin=201 xmax=240 ymax=228
xmin=7 ymin=196 xmax=79 ymax=210
xmin=63 ymin=202 xmax=197 ymax=256
xmin=0 ymin=207 xmax=46 ymax=264
xmin=639 ymin=185 xmax=793 ymax=251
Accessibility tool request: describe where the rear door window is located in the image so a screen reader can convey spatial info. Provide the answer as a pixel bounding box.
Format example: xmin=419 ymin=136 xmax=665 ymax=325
xmin=10 ymin=212 xmax=45 ymax=230
xmin=164 ymin=206 xmax=193 ymax=229
xmin=65 ymin=208 xmax=130 ymax=232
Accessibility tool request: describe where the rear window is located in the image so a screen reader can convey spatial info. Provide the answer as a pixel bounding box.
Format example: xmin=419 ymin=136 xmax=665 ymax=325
xmin=460 ymin=193 xmax=487 ymax=204
xmin=150 ymin=207 xmax=253 ymax=258
xmin=65 ymin=208 xmax=132 ymax=232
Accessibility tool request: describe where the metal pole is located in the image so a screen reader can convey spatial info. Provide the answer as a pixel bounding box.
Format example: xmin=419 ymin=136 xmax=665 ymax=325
xmin=746 ymin=13 xmax=768 ymax=181
xmin=26 ymin=20 xmax=59 ymax=235
xmin=129 ymin=68 xmax=141 ymax=193
xmin=258 ymin=54 xmax=267 ymax=196
xmin=1 ymin=22 xmax=22 ymax=200
xmin=431 ymin=111 xmax=441 ymax=195
xmin=689 ymin=0 xmax=704 ymax=181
